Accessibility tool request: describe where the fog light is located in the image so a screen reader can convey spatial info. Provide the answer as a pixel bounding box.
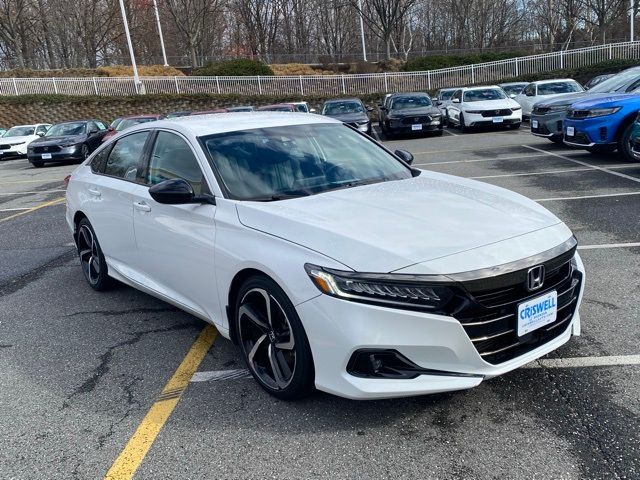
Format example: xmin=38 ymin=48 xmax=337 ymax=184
xmin=599 ymin=127 xmax=607 ymax=141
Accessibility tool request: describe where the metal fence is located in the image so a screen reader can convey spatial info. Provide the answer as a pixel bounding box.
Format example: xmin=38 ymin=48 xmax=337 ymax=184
xmin=2 ymin=41 xmax=640 ymax=98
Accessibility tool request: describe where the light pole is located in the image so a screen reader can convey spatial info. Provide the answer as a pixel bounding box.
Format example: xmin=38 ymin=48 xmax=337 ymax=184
xmin=357 ymin=0 xmax=367 ymax=62
xmin=152 ymin=0 xmax=169 ymax=66
xmin=632 ymin=0 xmax=635 ymax=42
xmin=118 ymin=0 xmax=142 ymax=93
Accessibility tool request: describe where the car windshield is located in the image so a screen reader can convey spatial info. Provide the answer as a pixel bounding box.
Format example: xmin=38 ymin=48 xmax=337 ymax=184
xmin=322 ymin=101 xmax=365 ymax=115
xmin=589 ymin=69 xmax=640 ymax=93
xmin=440 ymin=90 xmax=455 ymax=100
xmin=463 ymin=89 xmax=506 ymax=102
xmin=4 ymin=126 xmax=35 ymax=137
xmin=261 ymin=106 xmax=294 ymax=112
xmin=294 ymin=104 xmax=308 ymax=112
xmin=501 ymin=84 xmax=527 ymax=95
xmin=116 ymin=118 xmax=157 ymax=131
xmin=202 ymin=123 xmax=412 ymax=201
xmin=537 ymin=82 xmax=583 ymax=95
xmin=390 ymin=95 xmax=432 ymax=110
xmin=45 ymin=122 xmax=86 ymax=137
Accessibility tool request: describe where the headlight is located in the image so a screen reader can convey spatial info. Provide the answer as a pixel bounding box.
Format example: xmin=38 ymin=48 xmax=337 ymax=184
xmin=9 ymin=141 xmax=25 ymax=146
xmin=60 ymin=143 xmax=78 ymax=148
xmin=583 ymin=107 xmax=621 ymax=118
xmin=548 ymin=104 xmax=569 ymax=112
xmin=511 ymin=106 xmax=522 ymax=111
xmin=304 ymin=264 xmax=456 ymax=312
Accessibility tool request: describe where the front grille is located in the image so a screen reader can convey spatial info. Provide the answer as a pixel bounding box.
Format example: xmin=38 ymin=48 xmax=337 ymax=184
xmin=532 ymin=106 xmax=549 ymax=115
xmin=401 ymin=115 xmax=431 ymax=124
xmin=567 ymin=109 xmax=590 ymax=119
xmin=453 ymin=248 xmax=581 ymax=364
xmin=481 ymin=109 xmax=512 ymax=117
xmin=0 ymin=144 xmax=12 ymax=150
xmin=565 ymin=131 xmax=591 ymax=145
xmin=32 ymin=145 xmax=61 ymax=153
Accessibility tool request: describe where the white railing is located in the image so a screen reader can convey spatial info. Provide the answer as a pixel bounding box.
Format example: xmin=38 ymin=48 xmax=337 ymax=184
xmin=1 ymin=41 xmax=639 ymax=97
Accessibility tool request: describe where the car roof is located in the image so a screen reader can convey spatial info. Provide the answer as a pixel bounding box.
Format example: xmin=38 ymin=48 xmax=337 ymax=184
xmin=390 ymin=92 xmax=429 ymax=97
xmin=457 ymin=85 xmax=501 ymax=91
xmin=324 ymin=97 xmax=362 ymax=103
xmin=530 ymin=78 xmax=578 ymax=85
xmin=123 ymin=114 xmax=161 ymax=119
xmin=126 ymin=112 xmax=340 ymax=137
xmin=499 ymin=82 xmax=528 ymax=86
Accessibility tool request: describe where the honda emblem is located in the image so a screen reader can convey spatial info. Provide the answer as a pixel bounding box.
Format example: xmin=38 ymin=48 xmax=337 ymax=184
xmin=527 ymin=265 xmax=545 ymax=291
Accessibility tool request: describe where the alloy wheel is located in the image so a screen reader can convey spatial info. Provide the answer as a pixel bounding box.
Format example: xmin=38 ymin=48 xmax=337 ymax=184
xmin=81 ymin=144 xmax=89 ymax=160
xmin=77 ymin=224 xmax=100 ymax=286
xmin=238 ymin=288 xmax=296 ymax=390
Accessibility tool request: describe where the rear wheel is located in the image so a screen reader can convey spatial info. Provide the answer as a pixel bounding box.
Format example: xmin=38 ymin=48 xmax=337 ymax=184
xmin=32 ymin=161 xmax=43 ymax=168
xmin=617 ymin=122 xmax=635 ymax=162
xmin=76 ymin=218 xmax=112 ymax=291
xmin=80 ymin=144 xmax=90 ymax=161
xmin=236 ymin=276 xmax=315 ymax=400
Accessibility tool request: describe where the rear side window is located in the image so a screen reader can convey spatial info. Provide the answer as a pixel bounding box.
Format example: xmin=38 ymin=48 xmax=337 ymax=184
xmin=90 ymin=146 xmax=112 ymax=174
xmin=104 ymin=131 xmax=150 ymax=181
xmin=145 ymin=131 xmax=209 ymax=195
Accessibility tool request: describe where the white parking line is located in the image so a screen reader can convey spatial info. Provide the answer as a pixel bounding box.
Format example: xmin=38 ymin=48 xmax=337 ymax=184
xmin=526 ymin=355 xmax=640 ymax=369
xmin=191 ymin=369 xmax=251 ymax=382
xmin=371 ymin=125 xmax=382 ymax=142
xmin=411 ymin=144 xmax=537 ymax=155
xmin=415 ymin=152 xmax=568 ymax=166
xmin=443 ymin=129 xmax=459 ymax=136
xmin=469 ymin=164 xmax=638 ymax=180
xmin=535 ymin=191 xmax=640 ymax=202
xmin=578 ymin=242 xmax=640 ymax=250
xmin=0 ymin=207 xmax=31 ymax=212
xmin=524 ymin=145 xmax=640 ymax=184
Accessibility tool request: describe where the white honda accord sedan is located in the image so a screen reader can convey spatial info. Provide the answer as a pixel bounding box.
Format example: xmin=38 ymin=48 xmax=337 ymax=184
xmin=66 ymin=113 xmax=585 ymax=400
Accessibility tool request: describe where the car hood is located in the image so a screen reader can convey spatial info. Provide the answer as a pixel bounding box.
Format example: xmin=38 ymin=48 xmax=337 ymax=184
xmin=0 ymin=135 xmax=37 ymax=144
xmin=568 ymin=92 xmax=640 ymax=109
xmin=235 ymin=172 xmax=564 ymax=273
xmin=325 ymin=112 xmax=369 ymax=123
xmin=463 ymin=99 xmax=519 ymax=110
xmin=389 ymin=107 xmax=441 ymax=116
xmin=31 ymin=135 xmax=86 ymax=146
xmin=535 ymin=91 xmax=627 ymax=108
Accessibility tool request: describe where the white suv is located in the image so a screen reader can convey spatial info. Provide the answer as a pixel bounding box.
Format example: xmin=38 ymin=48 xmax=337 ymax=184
xmin=0 ymin=124 xmax=51 ymax=159
xmin=514 ymin=79 xmax=584 ymax=117
xmin=445 ymin=86 xmax=522 ymax=132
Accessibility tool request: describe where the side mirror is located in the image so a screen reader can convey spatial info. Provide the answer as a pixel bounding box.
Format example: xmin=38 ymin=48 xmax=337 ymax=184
xmin=394 ymin=149 xmax=414 ymax=165
xmin=37 ymin=131 xmax=45 ymax=137
xmin=309 ymin=108 xmax=317 ymax=113
xmin=149 ymin=178 xmax=215 ymax=205
xmin=452 ymin=98 xmax=460 ymax=103
xmin=107 ymin=126 xmax=114 ymax=132
xmin=88 ymin=128 xmax=99 ymax=135
xmin=431 ymin=97 xmax=438 ymax=102
xmin=526 ymin=91 xmax=534 ymax=97
xmin=509 ymin=94 xmax=517 ymax=99
xmin=366 ymin=106 xmax=374 ymax=112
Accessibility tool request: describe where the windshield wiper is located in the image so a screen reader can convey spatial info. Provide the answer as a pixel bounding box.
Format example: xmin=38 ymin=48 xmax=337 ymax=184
xmin=251 ymin=192 xmax=310 ymax=202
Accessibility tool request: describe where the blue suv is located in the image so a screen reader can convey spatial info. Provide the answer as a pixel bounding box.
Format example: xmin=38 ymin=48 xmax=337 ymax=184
xmin=563 ymin=93 xmax=640 ymax=161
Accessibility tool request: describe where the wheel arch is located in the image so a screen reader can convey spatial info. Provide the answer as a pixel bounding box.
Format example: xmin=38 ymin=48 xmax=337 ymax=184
xmin=72 ymin=210 xmax=88 ymax=243
xmin=614 ymin=111 xmax=638 ymax=141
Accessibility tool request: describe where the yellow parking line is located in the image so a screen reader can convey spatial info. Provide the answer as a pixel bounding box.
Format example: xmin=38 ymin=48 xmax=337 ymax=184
xmin=105 ymin=324 xmax=217 ymax=480
xmin=0 ymin=196 xmax=65 ymax=223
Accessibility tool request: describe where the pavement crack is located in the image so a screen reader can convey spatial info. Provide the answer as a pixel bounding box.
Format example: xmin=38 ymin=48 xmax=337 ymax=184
xmin=64 ymin=306 xmax=179 ymax=318
xmin=0 ymin=249 xmax=76 ymax=296
xmin=68 ymin=323 xmax=194 ymax=399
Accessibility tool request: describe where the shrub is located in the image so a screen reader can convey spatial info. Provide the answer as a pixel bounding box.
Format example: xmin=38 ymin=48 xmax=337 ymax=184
xmin=270 ymin=63 xmax=334 ymax=76
xmin=193 ymin=59 xmax=274 ymax=76
xmin=403 ymin=51 xmax=527 ymax=71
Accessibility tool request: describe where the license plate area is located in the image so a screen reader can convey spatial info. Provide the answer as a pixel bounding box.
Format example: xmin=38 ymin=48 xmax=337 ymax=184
xmin=566 ymin=126 xmax=575 ymax=137
xmin=492 ymin=117 xmax=503 ymax=123
xmin=411 ymin=124 xmax=422 ymax=131
xmin=41 ymin=153 xmax=52 ymax=159
xmin=517 ymin=291 xmax=557 ymax=336
xmin=531 ymin=119 xmax=539 ymax=128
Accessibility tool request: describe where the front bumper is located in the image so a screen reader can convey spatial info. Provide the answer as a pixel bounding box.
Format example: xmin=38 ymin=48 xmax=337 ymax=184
xmin=297 ymin=253 xmax=585 ymax=400
xmin=0 ymin=144 xmax=28 ymax=158
xmin=388 ymin=119 xmax=443 ymax=134
xmin=563 ymin=116 xmax=619 ymax=148
xmin=28 ymin=145 xmax=84 ymax=164
xmin=465 ymin=111 xmax=521 ymax=127
xmin=530 ymin=112 xmax=565 ymax=139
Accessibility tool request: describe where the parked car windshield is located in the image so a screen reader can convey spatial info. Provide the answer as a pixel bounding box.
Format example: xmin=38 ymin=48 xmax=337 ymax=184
xmin=323 ymin=101 xmax=365 ymax=115
xmin=116 ymin=118 xmax=157 ymax=131
xmin=390 ymin=95 xmax=432 ymax=110
xmin=46 ymin=122 xmax=86 ymax=137
xmin=537 ymin=82 xmax=583 ymax=95
xmin=4 ymin=126 xmax=35 ymax=137
xmin=202 ymin=123 xmax=412 ymax=201
xmin=463 ymin=88 xmax=506 ymax=102
xmin=501 ymin=84 xmax=527 ymax=96
xmin=589 ymin=69 xmax=640 ymax=93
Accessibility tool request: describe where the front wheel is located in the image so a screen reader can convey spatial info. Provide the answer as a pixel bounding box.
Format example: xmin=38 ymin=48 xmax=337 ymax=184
xmin=31 ymin=161 xmax=43 ymax=168
xmin=80 ymin=143 xmax=90 ymax=161
xmin=617 ymin=123 xmax=636 ymax=162
xmin=549 ymin=136 xmax=564 ymax=144
xmin=508 ymin=123 xmax=521 ymax=130
xmin=459 ymin=114 xmax=469 ymax=133
xmin=236 ymin=276 xmax=315 ymax=400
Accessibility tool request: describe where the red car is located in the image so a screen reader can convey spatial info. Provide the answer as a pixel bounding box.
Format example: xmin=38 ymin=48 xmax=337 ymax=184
xmin=102 ymin=114 xmax=162 ymax=142
xmin=256 ymin=104 xmax=297 ymax=112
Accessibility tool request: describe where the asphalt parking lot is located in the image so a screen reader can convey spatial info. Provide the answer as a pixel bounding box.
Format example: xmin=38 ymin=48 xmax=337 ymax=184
xmin=1 ymin=124 xmax=639 ymax=480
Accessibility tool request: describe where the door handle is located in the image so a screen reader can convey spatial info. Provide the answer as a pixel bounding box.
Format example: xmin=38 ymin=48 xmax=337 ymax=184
xmin=88 ymin=187 xmax=101 ymax=197
xmin=133 ymin=201 xmax=151 ymax=212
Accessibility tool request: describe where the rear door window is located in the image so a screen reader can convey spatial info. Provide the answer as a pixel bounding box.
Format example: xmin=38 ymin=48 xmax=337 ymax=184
xmin=104 ymin=131 xmax=150 ymax=181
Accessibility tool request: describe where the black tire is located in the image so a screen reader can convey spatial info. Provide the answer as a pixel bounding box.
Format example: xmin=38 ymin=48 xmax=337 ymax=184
xmin=32 ymin=161 xmax=44 ymax=168
xmin=617 ymin=122 xmax=635 ymax=162
xmin=508 ymin=123 xmax=521 ymax=130
xmin=235 ymin=275 xmax=315 ymax=400
xmin=445 ymin=114 xmax=453 ymax=128
xmin=459 ymin=114 xmax=468 ymax=133
xmin=76 ymin=218 xmax=112 ymax=291
xmin=80 ymin=143 xmax=90 ymax=161
xmin=433 ymin=129 xmax=444 ymax=136
xmin=549 ymin=136 xmax=564 ymax=144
